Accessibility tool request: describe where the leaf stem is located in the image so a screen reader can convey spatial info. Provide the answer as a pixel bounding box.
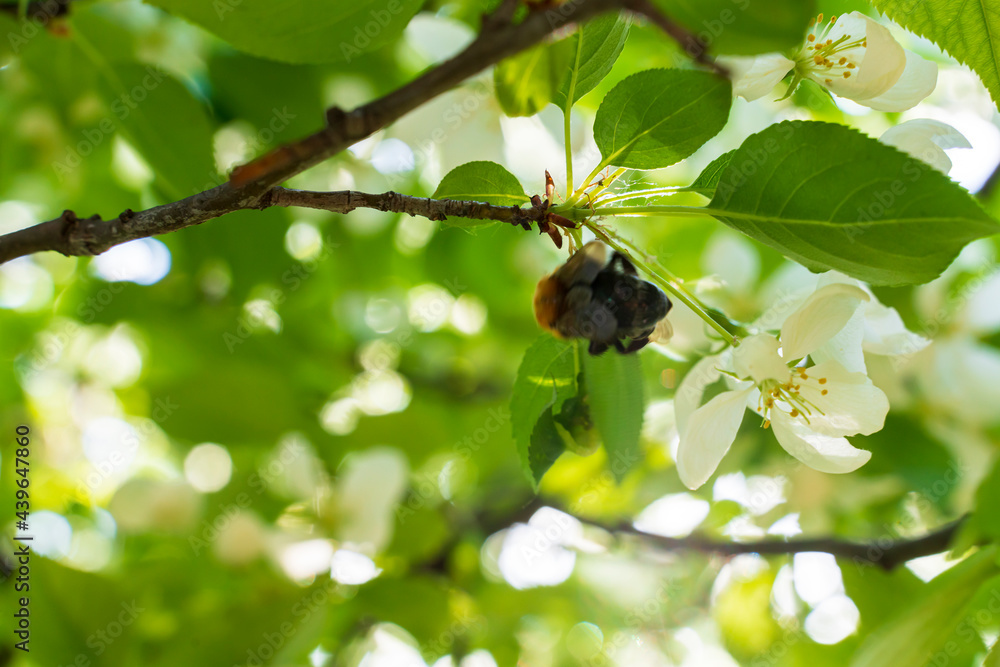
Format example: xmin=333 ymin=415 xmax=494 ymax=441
xmin=591 ymin=185 xmax=685 ymax=205
xmin=589 ymin=204 xmax=713 ymax=218
xmin=564 ymin=110 xmax=574 ymax=201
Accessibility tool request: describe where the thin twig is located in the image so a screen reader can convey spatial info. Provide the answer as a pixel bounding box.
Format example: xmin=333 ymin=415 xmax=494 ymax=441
xmin=0 ymin=188 xmax=559 ymax=263
xmin=598 ymin=515 xmax=966 ymax=571
xmin=265 ymin=187 xmax=550 ymax=229
xmin=0 ymin=0 xmax=717 ymax=266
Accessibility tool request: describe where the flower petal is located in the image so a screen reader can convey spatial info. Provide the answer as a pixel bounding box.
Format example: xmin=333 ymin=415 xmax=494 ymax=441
xmin=809 ymin=308 xmax=867 ymax=373
xmin=863 ymin=52 xmax=939 ymax=112
xmin=720 ymin=53 xmax=796 ymax=101
xmin=676 ymin=388 xmax=751 ymax=489
xmin=674 ymin=354 xmax=723 ymax=436
xmin=780 ymin=283 xmax=869 ymax=361
xmin=820 ymin=13 xmax=906 ymax=102
xmin=795 ymin=360 xmax=889 ymax=436
xmin=770 ymin=411 xmax=872 ymax=473
xmin=861 ymin=299 xmax=929 ymax=357
xmin=734 ymin=333 xmax=789 ymax=384
xmin=880 ymin=118 xmax=968 ymax=173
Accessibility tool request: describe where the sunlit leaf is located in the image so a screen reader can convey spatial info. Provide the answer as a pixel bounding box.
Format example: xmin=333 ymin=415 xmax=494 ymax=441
xmin=433 ymin=161 xmax=530 ymax=228
xmin=511 ymin=336 xmax=578 ymax=486
xmin=593 ymin=69 xmax=732 ymax=170
xmin=872 ymin=0 xmax=1000 ymax=112
xmin=709 ymin=121 xmax=999 ymax=285
xmin=553 ymin=13 xmax=631 ymax=110
xmin=582 ymin=350 xmax=643 ymax=481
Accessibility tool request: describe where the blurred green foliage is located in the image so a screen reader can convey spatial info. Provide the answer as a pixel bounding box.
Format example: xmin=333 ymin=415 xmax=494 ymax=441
xmin=1 ymin=1 xmax=1000 ymax=666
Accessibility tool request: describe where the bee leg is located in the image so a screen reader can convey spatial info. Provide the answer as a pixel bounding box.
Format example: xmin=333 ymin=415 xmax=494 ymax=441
xmin=588 ymin=340 xmax=610 ymax=356
xmin=608 ymin=252 xmax=639 ymax=276
xmin=621 ymin=336 xmax=651 ymax=354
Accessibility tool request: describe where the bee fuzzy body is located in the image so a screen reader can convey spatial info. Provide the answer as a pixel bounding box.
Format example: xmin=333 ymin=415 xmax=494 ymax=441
xmin=532 ymin=242 xmax=671 ymax=355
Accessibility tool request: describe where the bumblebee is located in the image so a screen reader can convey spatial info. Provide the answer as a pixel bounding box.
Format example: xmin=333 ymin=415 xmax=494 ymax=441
xmin=533 ymin=241 xmax=672 ymax=355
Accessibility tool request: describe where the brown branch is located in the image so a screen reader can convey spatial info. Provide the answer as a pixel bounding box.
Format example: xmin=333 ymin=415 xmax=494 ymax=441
xmin=0 ymin=0 xmax=715 ymax=265
xmin=264 ymin=188 xmax=548 ymax=227
xmin=0 ymin=188 xmax=565 ymax=264
xmin=418 ymin=493 xmax=967 ymax=576
xmin=588 ymin=514 xmax=967 ymax=571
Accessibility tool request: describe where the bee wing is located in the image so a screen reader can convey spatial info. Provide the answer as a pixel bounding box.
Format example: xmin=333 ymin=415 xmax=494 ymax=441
xmin=553 ymin=241 xmax=607 ymax=288
xmin=649 ymin=317 xmax=674 ymax=344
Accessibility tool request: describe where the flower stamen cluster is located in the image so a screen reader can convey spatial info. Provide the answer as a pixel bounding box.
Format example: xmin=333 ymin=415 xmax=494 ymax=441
xmin=720 ymin=11 xmax=937 ymax=112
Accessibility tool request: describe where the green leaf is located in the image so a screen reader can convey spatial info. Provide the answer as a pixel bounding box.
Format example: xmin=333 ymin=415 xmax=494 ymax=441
xmin=145 ymin=0 xmax=421 ymax=64
xmin=99 ymin=64 xmax=215 ymax=200
xmin=553 ymin=13 xmax=631 ymax=110
xmin=708 ymin=120 xmax=999 ymax=286
xmin=582 ymin=351 xmax=643 ymax=481
xmin=871 ymin=0 xmax=1000 ymax=112
xmin=593 ymin=69 xmax=732 ymax=170
xmin=510 ymin=336 xmax=578 ymax=486
xmin=683 ymin=149 xmax=735 ymax=197
xmin=653 ymin=0 xmax=814 ymax=55
xmin=851 ymin=547 xmax=1000 ymax=667
xmin=529 ymin=408 xmax=568 ymax=482
xmin=494 ymin=41 xmax=573 ymax=117
xmin=433 ymin=161 xmax=531 ymax=228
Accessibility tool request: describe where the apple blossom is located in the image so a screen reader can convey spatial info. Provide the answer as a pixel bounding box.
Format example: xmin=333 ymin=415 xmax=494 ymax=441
xmin=675 ymin=284 xmax=890 ymax=489
xmin=880 ymin=119 xmax=971 ymax=175
xmin=723 ymin=12 xmax=937 ymax=112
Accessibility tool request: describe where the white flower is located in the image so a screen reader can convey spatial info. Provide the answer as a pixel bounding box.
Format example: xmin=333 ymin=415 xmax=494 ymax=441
xmin=675 ymin=284 xmax=890 ymax=489
xmin=723 ymin=12 xmax=937 ymax=112
xmin=880 ymin=119 xmax=971 ymax=174
xmin=754 ymin=271 xmax=930 ymax=374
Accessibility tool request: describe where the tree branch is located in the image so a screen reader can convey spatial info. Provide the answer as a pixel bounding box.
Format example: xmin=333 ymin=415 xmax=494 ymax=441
xmin=0 ymin=0 xmax=711 ymax=265
xmin=0 ymin=188 xmax=564 ymax=264
xmin=419 ymin=494 xmax=967 ymax=576
xmin=588 ymin=514 xmax=967 ymax=572
xmin=263 ymin=188 xmax=545 ymax=227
